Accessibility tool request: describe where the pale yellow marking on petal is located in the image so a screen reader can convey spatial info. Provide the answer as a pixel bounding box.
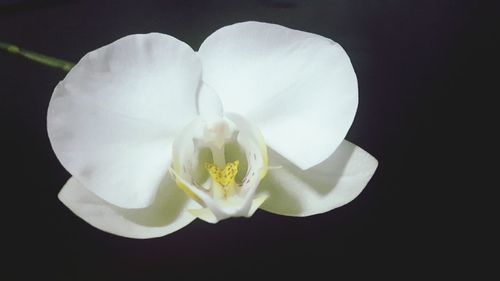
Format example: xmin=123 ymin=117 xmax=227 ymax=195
xmin=248 ymin=192 xmax=270 ymax=217
xmin=169 ymin=166 xmax=203 ymax=205
xmin=188 ymin=208 xmax=218 ymax=224
xmin=254 ymin=129 xmax=269 ymax=179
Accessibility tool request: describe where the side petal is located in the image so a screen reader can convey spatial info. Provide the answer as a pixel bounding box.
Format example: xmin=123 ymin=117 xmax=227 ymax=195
xmin=48 ymin=33 xmax=201 ymax=208
xmin=260 ymin=140 xmax=378 ymax=217
xmin=58 ymin=177 xmax=198 ymax=239
xmin=199 ymin=21 xmax=358 ymax=169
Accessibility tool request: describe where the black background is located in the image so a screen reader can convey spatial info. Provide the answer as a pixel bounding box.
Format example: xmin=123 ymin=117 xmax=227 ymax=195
xmin=1 ymin=0 xmax=495 ymax=279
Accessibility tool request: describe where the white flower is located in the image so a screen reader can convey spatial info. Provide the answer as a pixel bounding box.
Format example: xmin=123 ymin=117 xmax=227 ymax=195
xmin=48 ymin=21 xmax=378 ymax=239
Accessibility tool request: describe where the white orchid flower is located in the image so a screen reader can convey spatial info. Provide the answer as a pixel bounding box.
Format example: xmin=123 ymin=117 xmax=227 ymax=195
xmin=48 ymin=21 xmax=378 ymax=239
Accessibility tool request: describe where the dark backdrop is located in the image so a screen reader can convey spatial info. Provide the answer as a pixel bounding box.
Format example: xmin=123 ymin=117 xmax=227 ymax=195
xmin=1 ymin=0 xmax=494 ymax=279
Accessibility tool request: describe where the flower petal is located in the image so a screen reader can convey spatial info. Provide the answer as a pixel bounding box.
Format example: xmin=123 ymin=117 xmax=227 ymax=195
xmin=259 ymin=140 xmax=377 ymax=216
xmin=48 ymin=33 xmax=201 ymax=208
xmin=197 ymin=83 xmax=223 ymax=121
xmin=198 ymin=22 xmax=358 ymax=169
xmin=58 ymin=177 xmax=198 ymax=239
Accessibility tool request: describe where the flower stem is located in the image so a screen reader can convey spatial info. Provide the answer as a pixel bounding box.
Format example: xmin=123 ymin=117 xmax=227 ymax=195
xmin=0 ymin=40 xmax=75 ymax=72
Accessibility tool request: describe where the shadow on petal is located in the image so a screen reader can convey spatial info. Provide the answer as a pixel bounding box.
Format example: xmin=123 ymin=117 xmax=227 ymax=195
xmin=59 ymin=174 xmax=198 ymax=238
xmin=264 ymin=142 xmax=354 ymax=193
xmin=260 ymin=140 xmax=376 ymax=217
xmin=116 ymin=176 xmax=194 ymax=227
xmin=259 ymin=171 xmax=305 ymax=215
xmin=298 ymin=144 xmax=355 ymax=196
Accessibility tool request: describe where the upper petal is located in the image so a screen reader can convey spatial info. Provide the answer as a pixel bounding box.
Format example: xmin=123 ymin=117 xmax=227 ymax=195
xmin=259 ymin=140 xmax=378 ymax=216
xmin=198 ymin=21 xmax=358 ymax=169
xmin=48 ymin=33 xmax=201 ymax=208
xmin=59 ymin=177 xmax=198 ymax=239
xmin=197 ymin=83 xmax=224 ymax=121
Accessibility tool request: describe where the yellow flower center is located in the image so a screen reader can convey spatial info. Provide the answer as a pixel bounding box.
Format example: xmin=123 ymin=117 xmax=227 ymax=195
xmin=205 ymin=160 xmax=239 ymax=186
xmin=205 ymin=160 xmax=240 ymax=197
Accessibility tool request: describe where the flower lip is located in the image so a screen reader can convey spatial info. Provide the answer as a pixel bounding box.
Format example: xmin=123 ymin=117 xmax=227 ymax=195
xmin=170 ymin=113 xmax=269 ymax=223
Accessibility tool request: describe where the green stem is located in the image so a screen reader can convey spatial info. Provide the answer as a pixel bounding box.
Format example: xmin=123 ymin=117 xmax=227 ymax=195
xmin=0 ymin=40 xmax=75 ymax=72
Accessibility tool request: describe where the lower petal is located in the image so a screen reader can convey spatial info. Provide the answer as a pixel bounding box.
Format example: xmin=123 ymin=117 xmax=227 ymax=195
xmin=259 ymin=140 xmax=378 ymax=217
xmin=58 ymin=177 xmax=198 ymax=239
